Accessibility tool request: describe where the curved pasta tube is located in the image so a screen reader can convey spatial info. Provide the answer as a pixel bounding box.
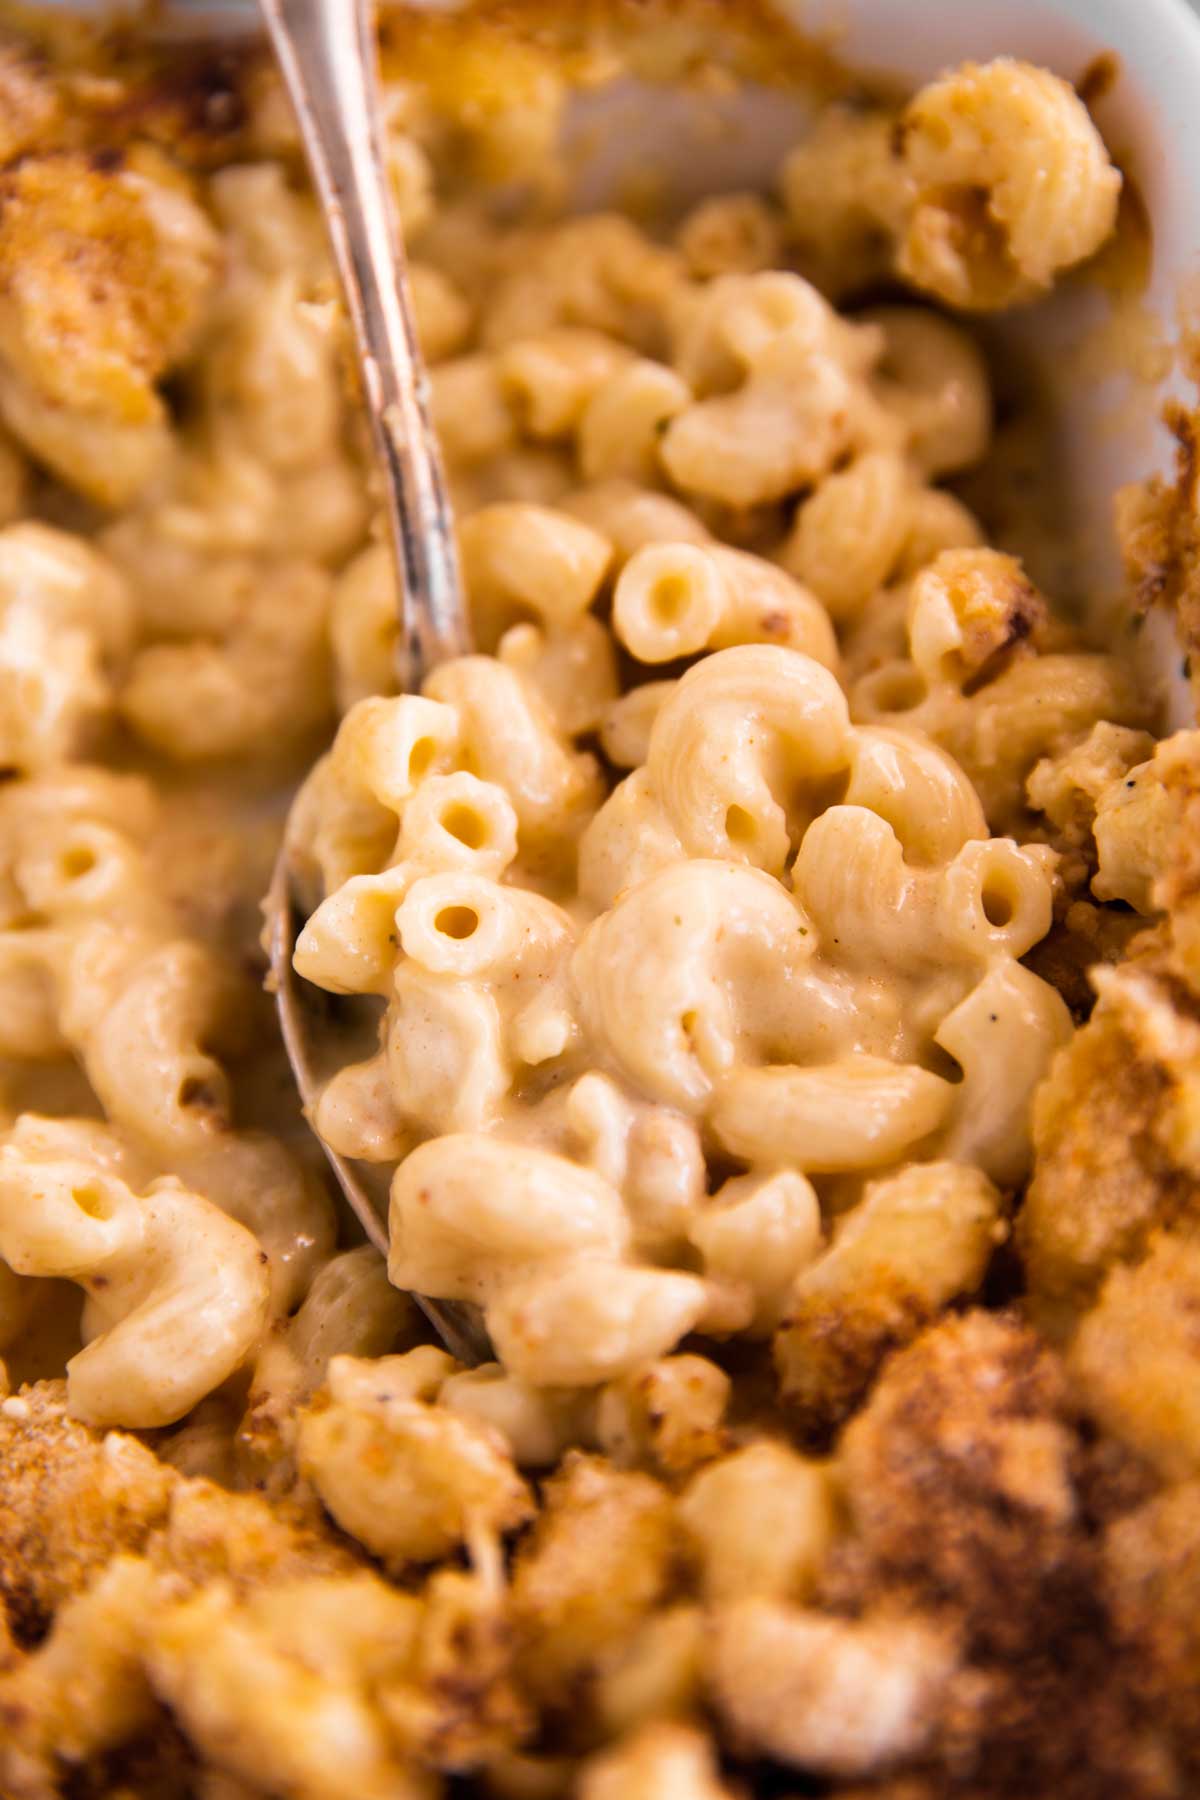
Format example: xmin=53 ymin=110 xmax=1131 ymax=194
xmin=613 ymin=542 xmax=837 ymax=669
xmin=662 ymin=273 xmax=882 ymax=506
xmin=668 ymin=270 xmax=850 ymax=395
xmin=791 ymin=807 xmax=930 ymax=970
xmin=0 ymin=362 xmax=173 ymax=509
xmin=689 ymin=1168 xmax=822 ymax=1335
xmin=395 ymin=875 xmax=576 ymax=1075
xmin=566 ymin=1070 xmax=706 ymax=1254
xmin=396 ymin=874 xmax=572 ymax=983
xmin=498 ymin=613 xmax=619 ymax=738
xmin=74 ymin=939 xmax=244 ymax=1154
xmin=425 ymin=656 xmax=602 ymax=853
xmin=0 ymin=928 xmax=68 ymax=1059
xmin=458 ymin=502 xmax=612 ymax=650
xmin=907 ymin=548 xmax=1046 ymax=691
xmin=12 ymin=814 xmax=170 ymax=934
xmin=176 ymin=1132 xmax=335 ymax=1317
xmin=0 ymin=1122 xmax=269 ymax=1427
xmin=314 ymin=1049 xmax=410 ymax=1164
xmin=329 ymin=541 xmax=399 ymax=712
xmin=937 ymin=837 xmax=1056 ymax=963
xmin=844 ymin=725 xmax=986 ymax=865
xmin=398 ymin=771 xmax=519 ymax=877
xmin=331 ymin=692 xmax=461 ymax=819
xmin=577 ymin=766 xmax=686 ymax=914
xmin=862 ymin=307 xmax=992 ymax=477
xmin=294 ymin=864 xmax=412 ymax=997
xmin=574 ymin=860 xmax=819 ymax=1112
xmin=497 ymin=327 xmax=633 ymax=438
xmin=781 ymin=453 xmax=913 ymax=624
xmin=898 ymin=58 xmax=1121 ymax=309
xmin=561 ymin=479 xmax=712 ymax=564
xmin=0 ymin=524 xmax=135 ymax=772
xmin=72 ymin=1177 xmax=270 ymax=1427
xmin=934 ymin=960 xmax=1072 ymax=1186
xmin=578 ymin=358 xmax=691 ymax=485
xmin=598 ymin=681 xmax=676 ymax=772
xmin=120 ymin=558 xmax=333 ymax=762
xmin=488 ymin=1260 xmax=709 ymax=1388
xmin=709 ymin=1057 xmax=954 ymax=1172
xmin=646 ymin=645 xmax=852 ymax=873
xmin=296 ymin=775 xmax=521 ymax=998
xmin=215 ymin=273 xmax=341 ymax=475
xmin=385 ymin=968 xmax=508 ymax=1136
xmin=661 ymin=342 xmax=857 ymax=508
xmin=388 ymin=1135 xmax=630 ymax=1304
xmin=285 ymin=1246 xmax=416 ymax=1391
xmin=290 ymin=695 xmax=460 ymax=895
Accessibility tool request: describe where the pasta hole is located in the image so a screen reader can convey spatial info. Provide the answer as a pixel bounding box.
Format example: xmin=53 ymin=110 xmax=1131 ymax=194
xmin=435 ymin=905 xmax=479 ymax=940
xmin=725 ymin=804 xmax=758 ymax=845
xmin=60 ymin=847 xmax=96 ymax=880
xmin=982 ymin=882 xmax=1015 ymax=928
xmin=178 ymin=1075 xmax=221 ymax=1113
xmin=650 ymin=574 xmax=692 ymax=626
xmin=441 ymin=804 xmax=488 ymax=850
xmin=681 ymin=1009 xmax=698 ymax=1041
xmin=409 ymin=738 xmax=437 ymax=781
xmin=72 ymin=1182 xmax=113 ymax=1221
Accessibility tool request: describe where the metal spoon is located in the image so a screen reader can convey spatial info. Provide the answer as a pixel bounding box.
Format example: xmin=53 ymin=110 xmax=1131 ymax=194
xmin=258 ymin=0 xmax=487 ymax=1364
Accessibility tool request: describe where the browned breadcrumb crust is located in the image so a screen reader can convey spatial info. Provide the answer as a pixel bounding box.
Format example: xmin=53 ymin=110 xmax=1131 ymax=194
xmin=0 ymin=8 xmax=1196 ymax=1799
xmin=821 ymin=1312 xmax=1175 ymax=1800
xmin=1119 ymin=397 xmax=1200 ymax=684
xmin=1020 ymin=943 xmax=1200 ymax=1324
xmin=0 ymin=14 xmax=259 ymax=166
xmin=0 ymin=1384 xmax=357 ymax=1647
xmin=375 ymin=0 xmax=872 ymax=101
xmin=775 ymin=1278 xmax=934 ymax=1439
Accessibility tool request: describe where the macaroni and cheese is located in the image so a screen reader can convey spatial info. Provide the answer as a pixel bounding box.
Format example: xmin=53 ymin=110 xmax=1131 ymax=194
xmin=0 ymin=11 xmax=1197 ymax=1799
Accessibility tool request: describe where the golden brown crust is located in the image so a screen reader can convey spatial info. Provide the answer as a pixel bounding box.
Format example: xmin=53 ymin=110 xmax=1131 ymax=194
xmin=1104 ymin=1480 xmax=1200 ymax=1777
xmin=775 ymin=1283 xmax=933 ymax=1438
xmin=511 ymin=1454 xmax=679 ymax=1726
xmin=1019 ymin=968 xmax=1200 ymax=1323
xmin=0 ymin=1383 xmax=173 ymax=1642
xmin=826 ymin=1314 xmax=1174 ymax=1799
xmin=0 ymin=151 xmax=219 ymax=425
xmin=832 ymin=1313 xmax=1078 ymax=1646
xmin=0 ymin=1383 xmax=359 ymax=1648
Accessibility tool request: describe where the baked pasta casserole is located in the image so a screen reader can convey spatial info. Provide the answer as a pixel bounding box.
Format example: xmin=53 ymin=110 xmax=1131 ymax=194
xmin=0 ymin=7 xmax=1197 ymax=1798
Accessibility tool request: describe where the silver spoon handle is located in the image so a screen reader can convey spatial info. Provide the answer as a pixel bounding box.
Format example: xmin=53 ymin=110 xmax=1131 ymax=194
xmin=258 ymin=0 xmax=468 ymax=686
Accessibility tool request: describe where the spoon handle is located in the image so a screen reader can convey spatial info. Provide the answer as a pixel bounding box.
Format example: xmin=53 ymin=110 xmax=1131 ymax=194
xmin=258 ymin=0 xmax=468 ymax=686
